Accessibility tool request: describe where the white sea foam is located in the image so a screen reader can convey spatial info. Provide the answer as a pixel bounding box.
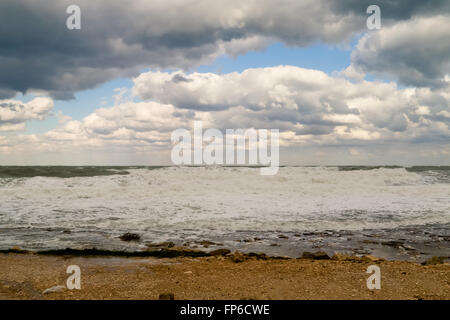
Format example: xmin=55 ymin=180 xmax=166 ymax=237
xmin=0 ymin=167 xmax=448 ymax=249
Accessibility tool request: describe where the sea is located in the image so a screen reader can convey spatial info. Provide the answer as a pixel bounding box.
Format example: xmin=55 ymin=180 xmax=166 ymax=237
xmin=0 ymin=166 xmax=449 ymax=261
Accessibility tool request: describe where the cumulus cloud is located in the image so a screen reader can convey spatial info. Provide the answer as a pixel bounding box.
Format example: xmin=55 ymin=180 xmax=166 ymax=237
xmin=133 ymin=66 xmax=450 ymax=146
xmin=350 ymin=15 xmax=450 ymax=88
xmin=41 ymin=101 xmax=196 ymax=151
xmin=3 ymin=65 xmax=448 ymax=160
xmin=0 ymin=97 xmax=54 ymax=131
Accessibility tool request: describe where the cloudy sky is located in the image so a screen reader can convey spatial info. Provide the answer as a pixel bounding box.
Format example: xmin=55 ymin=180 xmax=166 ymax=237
xmin=0 ymin=0 xmax=449 ymax=165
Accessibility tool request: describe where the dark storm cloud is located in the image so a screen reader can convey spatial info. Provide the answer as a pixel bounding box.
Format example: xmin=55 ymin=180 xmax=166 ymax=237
xmin=332 ymin=0 xmax=450 ymax=21
xmin=350 ymin=15 xmax=450 ymax=88
xmin=0 ymin=0 xmax=449 ymax=99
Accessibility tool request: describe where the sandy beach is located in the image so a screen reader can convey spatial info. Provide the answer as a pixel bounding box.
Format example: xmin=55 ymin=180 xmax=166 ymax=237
xmin=0 ymin=252 xmax=448 ymax=300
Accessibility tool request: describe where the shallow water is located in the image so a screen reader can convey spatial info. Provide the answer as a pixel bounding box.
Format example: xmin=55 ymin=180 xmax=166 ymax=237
xmin=0 ymin=166 xmax=449 ymax=261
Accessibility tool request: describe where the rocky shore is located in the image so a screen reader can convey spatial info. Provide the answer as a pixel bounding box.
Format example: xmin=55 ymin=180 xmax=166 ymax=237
xmin=0 ymin=247 xmax=448 ymax=300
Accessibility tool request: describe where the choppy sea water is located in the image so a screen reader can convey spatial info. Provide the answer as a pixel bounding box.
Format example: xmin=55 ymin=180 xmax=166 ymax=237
xmin=0 ymin=166 xmax=449 ymax=261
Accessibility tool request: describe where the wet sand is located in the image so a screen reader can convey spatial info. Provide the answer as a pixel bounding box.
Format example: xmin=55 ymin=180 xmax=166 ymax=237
xmin=0 ymin=252 xmax=448 ymax=300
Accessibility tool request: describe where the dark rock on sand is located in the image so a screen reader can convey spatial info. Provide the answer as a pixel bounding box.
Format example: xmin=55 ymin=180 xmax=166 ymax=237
xmin=421 ymin=256 xmax=447 ymax=265
xmin=119 ymin=233 xmax=141 ymax=242
xmin=230 ymin=251 xmax=246 ymax=263
xmin=331 ymin=253 xmax=356 ymax=261
xmin=209 ymin=249 xmax=231 ymax=256
xmin=159 ymin=293 xmax=174 ymax=300
xmin=301 ymin=251 xmax=330 ymax=260
xmin=246 ymin=252 xmax=268 ymax=260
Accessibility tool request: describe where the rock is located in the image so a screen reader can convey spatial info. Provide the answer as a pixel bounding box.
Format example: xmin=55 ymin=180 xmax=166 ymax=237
xmin=230 ymin=251 xmax=246 ymax=263
xmin=8 ymin=246 xmax=29 ymax=254
xmin=198 ymin=240 xmax=217 ymax=248
xmin=209 ymin=249 xmax=231 ymax=256
xmin=246 ymin=252 xmax=268 ymax=260
xmin=362 ymin=255 xmax=385 ymax=262
xmin=331 ymin=254 xmax=363 ymax=262
xmin=43 ymin=285 xmax=66 ymax=294
xmin=381 ymin=240 xmax=403 ymax=248
xmin=145 ymin=246 xmax=210 ymax=258
xmin=362 ymin=240 xmax=379 ymax=245
xmin=119 ymin=232 xmax=141 ymax=242
xmin=147 ymin=241 xmax=175 ymax=249
xmin=331 ymin=253 xmax=353 ymax=261
xmin=278 ymin=235 xmax=289 ymax=239
xmin=301 ymin=251 xmax=330 ymax=260
xmin=159 ymin=293 xmax=174 ymax=300
xmin=422 ymin=256 xmax=446 ymax=265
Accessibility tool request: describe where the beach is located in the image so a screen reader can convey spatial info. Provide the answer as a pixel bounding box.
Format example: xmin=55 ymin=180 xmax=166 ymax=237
xmin=0 ymin=252 xmax=448 ymax=300
xmin=0 ymin=166 xmax=449 ymax=261
xmin=0 ymin=166 xmax=448 ymax=300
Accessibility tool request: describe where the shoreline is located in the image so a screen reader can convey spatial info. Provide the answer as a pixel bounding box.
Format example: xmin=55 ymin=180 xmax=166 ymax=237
xmin=1 ymin=243 xmax=449 ymax=263
xmin=0 ymin=249 xmax=448 ymax=300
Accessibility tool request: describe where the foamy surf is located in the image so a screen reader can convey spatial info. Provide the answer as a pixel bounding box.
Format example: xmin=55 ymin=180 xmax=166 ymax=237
xmin=0 ymin=166 xmax=448 ymax=260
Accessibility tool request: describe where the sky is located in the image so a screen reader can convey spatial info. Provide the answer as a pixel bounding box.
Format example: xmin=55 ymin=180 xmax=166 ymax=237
xmin=0 ymin=0 xmax=449 ymax=165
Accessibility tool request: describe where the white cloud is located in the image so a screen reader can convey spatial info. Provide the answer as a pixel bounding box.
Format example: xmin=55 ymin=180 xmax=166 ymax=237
xmin=350 ymin=15 xmax=450 ymax=88
xmin=133 ymin=66 xmax=449 ymax=145
xmin=0 ymin=97 xmax=54 ymax=131
xmin=1 ymin=66 xmax=449 ymax=164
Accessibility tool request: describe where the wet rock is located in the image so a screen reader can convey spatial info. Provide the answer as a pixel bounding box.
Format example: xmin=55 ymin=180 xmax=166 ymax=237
xmin=422 ymin=256 xmax=446 ymax=265
xmin=43 ymin=285 xmax=66 ymax=294
xmin=147 ymin=241 xmax=175 ymax=249
xmin=362 ymin=255 xmax=385 ymax=262
xmin=246 ymin=252 xmax=268 ymax=260
xmin=209 ymin=249 xmax=231 ymax=256
xmin=148 ymin=246 xmax=210 ymax=258
xmin=4 ymin=246 xmax=29 ymax=254
xmin=230 ymin=251 xmax=246 ymax=263
xmin=119 ymin=232 xmax=141 ymax=242
xmin=331 ymin=253 xmax=357 ymax=261
xmin=198 ymin=240 xmax=219 ymax=248
xmin=271 ymin=256 xmax=291 ymax=260
xmin=159 ymin=293 xmax=174 ymax=300
xmin=362 ymin=239 xmax=379 ymax=245
xmin=301 ymin=251 xmax=330 ymax=260
xmin=381 ymin=240 xmax=403 ymax=248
